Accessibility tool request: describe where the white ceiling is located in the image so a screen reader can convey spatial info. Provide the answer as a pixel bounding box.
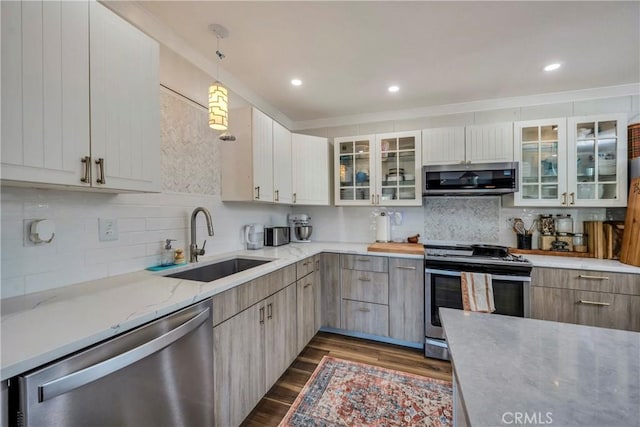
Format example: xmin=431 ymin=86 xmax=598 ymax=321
xmin=134 ymin=1 xmax=640 ymax=125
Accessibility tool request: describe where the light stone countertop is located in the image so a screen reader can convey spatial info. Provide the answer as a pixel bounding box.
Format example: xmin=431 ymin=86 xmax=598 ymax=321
xmin=1 ymin=241 xmax=637 ymax=381
xmin=524 ymin=254 xmax=640 ymax=274
xmin=441 ymin=308 xmax=640 ymax=427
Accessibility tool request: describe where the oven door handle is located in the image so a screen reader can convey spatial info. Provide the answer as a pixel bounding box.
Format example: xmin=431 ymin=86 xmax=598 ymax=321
xmin=425 ymin=268 xmax=531 ymax=283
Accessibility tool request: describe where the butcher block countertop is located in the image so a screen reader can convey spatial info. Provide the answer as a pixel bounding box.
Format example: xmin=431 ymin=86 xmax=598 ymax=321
xmin=367 ymin=242 xmax=424 ymax=255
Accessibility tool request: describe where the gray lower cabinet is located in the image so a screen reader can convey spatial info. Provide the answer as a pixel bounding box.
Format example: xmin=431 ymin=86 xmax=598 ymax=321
xmin=320 ymin=253 xmax=341 ymax=328
xmin=341 ymin=299 xmax=389 ymax=336
xmin=213 ymin=282 xmax=297 ymax=427
xmin=531 ymin=267 xmax=640 ymax=332
xmin=296 ymin=255 xmax=322 ymax=353
xmin=1 ymin=381 xmax=7 ymax=427
xmin=388 ymin=257 xmax=424 ymax=344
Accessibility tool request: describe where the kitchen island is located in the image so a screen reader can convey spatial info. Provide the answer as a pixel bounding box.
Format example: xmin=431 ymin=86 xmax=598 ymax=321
xmin=440 ymin=308 xmax=640 ymax=427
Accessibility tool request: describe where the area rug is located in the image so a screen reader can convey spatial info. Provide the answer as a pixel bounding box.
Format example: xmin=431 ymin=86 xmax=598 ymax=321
xmin=279 ymin=356 xmax=452 ymax=426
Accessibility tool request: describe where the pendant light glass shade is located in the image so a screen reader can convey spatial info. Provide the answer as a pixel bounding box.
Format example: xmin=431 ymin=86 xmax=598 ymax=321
xmin=208 ymin=82 xmax=228 ymax=131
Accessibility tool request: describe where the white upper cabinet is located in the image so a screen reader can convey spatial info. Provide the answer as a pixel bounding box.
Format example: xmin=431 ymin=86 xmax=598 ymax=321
xmin=252 ymin=109 xmax=275 ymax=202
xmin=0 ymin=0 xmax=160 ymax=192
xmin=89 ymin=1 xmax=160 ymax=192
xmin=514 ymin=114 xmax=627 ymax=207
xmin=292 ymin=134 xmax=330 ymax=205
xmin=273 ymin=121 xmax=292 ymax=204
xmin=335 ymin=131 xmax=422 ymax=206
xmin=422 ymin=123 xmax=513 ymax=165
xmin=1 ymin=0 xmax=89 ymax=186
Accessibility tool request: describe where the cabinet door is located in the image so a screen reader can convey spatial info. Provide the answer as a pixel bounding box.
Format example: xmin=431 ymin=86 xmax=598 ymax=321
xmin=313 ymin=255 xmax=322 ymax=333
xmin=273 ymin=121 xmax=293 ymax=204
xmin=334 ymin=135 xmax=375 ymax=206
xmin=213 ymin=304 xmax=265 ymax=427
xmin=514 ymin=118 xmax=567 ymax=206
xmin=575 ymin=291 xmax=640 ymax=332
xmin=1 ymin=0 xmax=89 ymax=187
xmin=292 ymin=133 xmax=330 ymax=205
xmin=465 ymin=123 xmax=514 ymax=163
xmin=531 ymin=287 xmax=577 ymax=324
xmin=567 ymin=114 xmax=627 ymax=207
xmin=264 ymin=284 xmax=297 ymax=390
xmin=90 ymin=1 xmax=160 ymax=192
xmin=297 ymin=276 xmax=316 ymax=353
xmin=388 ymin=258 xmax=424 ymax=344
xmin=341 ymin=300 xmax=389 ymax=337
xmin=422 ymin=127 xmax=465 ymax=165
xmin=321 ymin=253 xmax=341 ymax=328
xmin=375 ymin=131 xmax=422 ymax=206
xmin=252 ymin=108 xmax=274 ymax=201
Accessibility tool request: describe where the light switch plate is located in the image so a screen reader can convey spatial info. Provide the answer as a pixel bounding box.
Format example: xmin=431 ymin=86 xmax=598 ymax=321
xmin=99 ymin=218 xmax=118 ymax=242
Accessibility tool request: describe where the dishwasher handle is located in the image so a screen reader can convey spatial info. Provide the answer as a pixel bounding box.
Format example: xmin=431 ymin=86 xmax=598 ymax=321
xmin=38 ymin=306 xmax=210 ymax=403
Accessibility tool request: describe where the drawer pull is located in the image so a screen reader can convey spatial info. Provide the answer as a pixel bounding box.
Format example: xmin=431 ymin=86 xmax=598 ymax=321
xmin=396 ymin=266 xmax=416 ymax=270
xmin=356 ymin=258 xmax=370 ymax=262
xmin=303 ymin=283 xmax=312 ymax=289
xmin=578 ymin=300 xmax=610 ymax=306
xmin=357 ymin=277 xmax=371 ymax=282
xmin=303 ymin=261 xmax=311 ymax=266
xmin=578 ymin=275 xmax=609 ymax=280
xmin=357 ymin=308 xmax=371 ymax=313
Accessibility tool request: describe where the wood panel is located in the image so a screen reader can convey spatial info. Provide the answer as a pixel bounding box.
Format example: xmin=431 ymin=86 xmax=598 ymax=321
xmin=574 ymin=291 xmax=640 ymax=332
xmin=584 ymin=221 xmax=605 ymax=259
xmin=296 ymin=257 xmax=315 ymax=280
xmin=320 ymin=253 xmax=341 ymax=329
xmin=297 ymin=276 xmax=316 ymax=353
xmin=530 ymin=287 xmax=576 ymax=324
xmin=211 ymin=287 xmax=238 ymax=327
xmin=532 ymin=267 xmax=640 ymax=296
xmin=341 ymin=254 xmax=388 ymax=273
xmin=388 ymin=258 xmax=424 ymax=343
xmin=341 ymin=269 xmax=389 ymax=305
xmin=341 ymin=300 xmax=389 ymax=337
xmin=242 ymin=332 xmax=452 ymax=427
xmin=367 ymin=242 xmax=424 ymax=255
xmin=621 ymin=177 xmax=640 ymax=266
xmin=313 ymin=255 xmax=322 ymax=333
xmin=265 ymin=284 xmax=298 ymax=390
xmin=510 ymin=248 xmax=592 ymax=258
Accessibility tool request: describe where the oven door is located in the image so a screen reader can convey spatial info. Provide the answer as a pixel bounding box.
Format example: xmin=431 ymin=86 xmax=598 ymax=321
xmin=425 ymin=268 xmax=531 ymax=340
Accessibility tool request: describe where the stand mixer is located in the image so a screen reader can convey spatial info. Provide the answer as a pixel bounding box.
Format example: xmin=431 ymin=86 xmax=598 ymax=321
xmin=288 ymin=214 xmax=313 ymax=242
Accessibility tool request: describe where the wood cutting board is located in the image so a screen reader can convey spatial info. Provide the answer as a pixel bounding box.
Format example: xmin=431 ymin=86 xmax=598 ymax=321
xmin=509 ymin=248 xmax=593 ymax=258
xmin=620 ymin=177 xmax=640 ymax=266
xmin=367 ymin=242 xmax=424 ymax=255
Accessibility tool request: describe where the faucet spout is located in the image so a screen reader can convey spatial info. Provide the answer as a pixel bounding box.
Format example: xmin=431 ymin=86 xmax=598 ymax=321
xmin=190 ymin=207 xmax=214 ymax=263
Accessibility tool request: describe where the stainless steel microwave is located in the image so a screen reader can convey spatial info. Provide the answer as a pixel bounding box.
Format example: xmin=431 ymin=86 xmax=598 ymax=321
xmin=423 ymin=162 xmax=519 ymax=196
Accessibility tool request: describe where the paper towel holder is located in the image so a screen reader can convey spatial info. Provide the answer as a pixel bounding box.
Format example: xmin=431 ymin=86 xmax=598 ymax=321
xmin=375 ymin=212 xmax=391 ymax=243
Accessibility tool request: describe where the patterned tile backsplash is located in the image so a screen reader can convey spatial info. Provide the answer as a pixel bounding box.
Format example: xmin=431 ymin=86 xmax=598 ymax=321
xmin=423 ymin=197 xmax=500 ymax=243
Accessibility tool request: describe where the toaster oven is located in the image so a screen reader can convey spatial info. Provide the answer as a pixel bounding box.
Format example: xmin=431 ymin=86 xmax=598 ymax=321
xmin=264 ymin=227 xmax=290 ymax=246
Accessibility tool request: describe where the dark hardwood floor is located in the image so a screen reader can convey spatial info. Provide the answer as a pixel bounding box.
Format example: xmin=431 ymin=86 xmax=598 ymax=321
xmin=241 ymin=332 xmax=452 ymax=426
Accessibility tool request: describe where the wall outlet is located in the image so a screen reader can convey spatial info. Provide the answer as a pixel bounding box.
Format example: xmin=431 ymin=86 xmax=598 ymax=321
xmin=98 ymin=218 xmax=118 ymax=242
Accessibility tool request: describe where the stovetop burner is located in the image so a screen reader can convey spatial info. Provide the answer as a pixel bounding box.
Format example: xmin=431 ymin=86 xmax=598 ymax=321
xmin=424 ymin=244 xmax=532 ymax=268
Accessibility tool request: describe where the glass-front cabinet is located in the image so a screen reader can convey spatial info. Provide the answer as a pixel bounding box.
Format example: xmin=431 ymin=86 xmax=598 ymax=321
xmin=514 ymin=118 xmax=567 ymax=206
xmin=567 ymin=114 xmax=627 ymax=207
xmin=334 ymin=131 xmax=422 ymax=206
xmin=514 ymin=114 xmax=627 ymax=207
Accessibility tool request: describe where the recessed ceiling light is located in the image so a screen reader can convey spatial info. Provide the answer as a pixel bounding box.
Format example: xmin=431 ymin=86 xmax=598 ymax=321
xmin=291 ymin=79 xmax=302 ymax=86
xmin=388 ymin=85 xmax=399 ymax=93
xmin=544 ymin=63 xmax=561 ymax=72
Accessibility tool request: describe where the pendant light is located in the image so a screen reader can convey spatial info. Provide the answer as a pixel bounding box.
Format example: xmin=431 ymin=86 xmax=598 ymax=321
xmin=208 ymin=24 xmax=229 ymax=131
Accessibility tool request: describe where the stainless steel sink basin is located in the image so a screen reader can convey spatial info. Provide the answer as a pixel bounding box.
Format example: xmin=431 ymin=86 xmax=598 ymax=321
xmin=165 ymin=258 xmax=272 ymax=283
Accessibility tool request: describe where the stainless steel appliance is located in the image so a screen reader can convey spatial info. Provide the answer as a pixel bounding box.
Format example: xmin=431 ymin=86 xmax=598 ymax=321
xmin=264 ymin=226 xmax=290 ymax=246
xmin=424 ymin=244 xmax=532 ymax=360
xmin=288 ymin=213 xmax=313 ymax=242
xmin=423 ymin=162 xmax=519 ymax=196
xmin=9 ymin=299 xmax=214 ymax=426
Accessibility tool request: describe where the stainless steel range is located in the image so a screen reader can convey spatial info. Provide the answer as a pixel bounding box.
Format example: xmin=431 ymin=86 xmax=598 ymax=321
xmin=424 ymin=244 xmax=533 ymax=360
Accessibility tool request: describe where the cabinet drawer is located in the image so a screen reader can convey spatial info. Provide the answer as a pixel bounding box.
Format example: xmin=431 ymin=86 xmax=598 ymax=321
xmin=532 ymin=267 xmax=640 ymax=296
xmin=341 ymin=269 xmax=389 ymax=305
xmin=341 ymin=254 xmax=388 ymax=273
xmin=575 ymin=290 xmax=640 ymax=332
xmin=297 ymin=257 xmax=316 ymax=279
xmin=341 ymin=300 xmax=389 ymax=337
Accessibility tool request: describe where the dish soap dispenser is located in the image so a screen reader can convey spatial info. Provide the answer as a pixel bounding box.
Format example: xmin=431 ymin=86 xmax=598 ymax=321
xmin=162 ymin=239 xmax=176 ymax=266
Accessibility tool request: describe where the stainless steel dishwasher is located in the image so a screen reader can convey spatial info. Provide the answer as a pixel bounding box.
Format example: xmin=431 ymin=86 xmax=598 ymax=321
xmin=9 ymin=299 xmax=214 ymax=426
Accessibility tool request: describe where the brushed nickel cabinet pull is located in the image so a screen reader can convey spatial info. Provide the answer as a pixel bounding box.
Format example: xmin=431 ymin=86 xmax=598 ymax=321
xmin=570 ymin=192 xmax=575 ymax=205
xmin=315 ymin=259 xmax=320 ymax=271
xmin=578 ymin=300 xmax=610 ymax=306
xmin=578 ymin=275 xmax=609 ymax=280
xmin=357 ymin=308 xmax=371 ymax=313
xmin=376 ymin=194 xmax=380 ymax=205
xmin=561 ymin=192 xmax=567 ymax=205
xmin=371 ymin=194 xmax=374 ymax=204
xmin=303 ymin=283 xmax=312 ymax=289
xmin=357 ymin=277 xmax=371 ymax=282
xmin=81 ymin=156 xmax=91 ymax=183
xmin=95 ymin=158 xmax=106 ymax=184
xmin=356 ymin=258 xmax=370 ymax=262
xmin=259 ymin=307 xmax=265 ymax=324
xmin=267 ymin=303 xmax=273 ymax=319
xmin=274 ymin=189 xmax=279 ymax=202
xmin=254 ymin=186 xmax=260 ymax=200
xmin=293 ymin=192 xmax=297 ymax=203
xmin=303 ymin=260 xmax=311 ymax=266
xmin=396 ymin=266 xmax=416 ymax=270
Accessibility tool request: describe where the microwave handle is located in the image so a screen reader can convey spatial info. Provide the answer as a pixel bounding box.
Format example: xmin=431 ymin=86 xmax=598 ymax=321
xmin=425 ymin=268 xmax=531 ymax=283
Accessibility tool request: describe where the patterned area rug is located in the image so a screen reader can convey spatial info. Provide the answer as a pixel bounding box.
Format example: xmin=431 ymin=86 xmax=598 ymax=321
xmin=279 ymin=356 xmax=452 ymax=426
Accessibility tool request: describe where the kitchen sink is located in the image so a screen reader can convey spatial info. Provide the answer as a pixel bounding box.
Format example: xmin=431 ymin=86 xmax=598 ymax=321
xmin=165 ymin=258 xmax=272 ymax=283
